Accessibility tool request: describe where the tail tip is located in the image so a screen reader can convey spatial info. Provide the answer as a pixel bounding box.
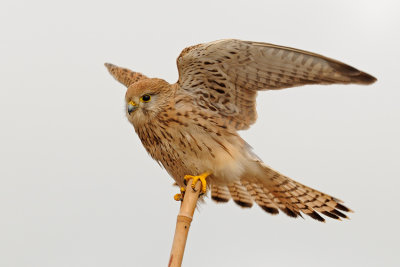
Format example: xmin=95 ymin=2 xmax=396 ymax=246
xmin=211 ymin=196 xmax=230 ymax=203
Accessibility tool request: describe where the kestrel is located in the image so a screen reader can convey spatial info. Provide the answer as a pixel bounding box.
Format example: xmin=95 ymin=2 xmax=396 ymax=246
xmin=105 ymin=39 xmax=376 ymax=222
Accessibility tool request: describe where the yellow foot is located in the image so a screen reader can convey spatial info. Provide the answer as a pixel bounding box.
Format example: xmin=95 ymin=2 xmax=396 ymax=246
xmin=173 ymin=187 xmax=186 ymax=201
xmin=184 ymin=171 xmax=211 ymax=195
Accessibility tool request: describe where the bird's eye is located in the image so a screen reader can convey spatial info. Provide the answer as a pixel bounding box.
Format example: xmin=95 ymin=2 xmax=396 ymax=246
xmin=140 ymin=94 xmax=151 ymax=102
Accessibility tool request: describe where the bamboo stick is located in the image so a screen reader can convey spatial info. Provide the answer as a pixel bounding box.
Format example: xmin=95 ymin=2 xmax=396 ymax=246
xmin=168 ymin=179 xmax=202 ymax=267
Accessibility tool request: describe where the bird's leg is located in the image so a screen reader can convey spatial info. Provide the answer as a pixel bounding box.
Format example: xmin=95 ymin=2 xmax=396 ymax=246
xmin=184 ymin=171 xmax=211 ymax=195
xmin=173 ymin=172 xmax=211 ymax=201
xmin=173 ymin=187 xmax=186 ymax=201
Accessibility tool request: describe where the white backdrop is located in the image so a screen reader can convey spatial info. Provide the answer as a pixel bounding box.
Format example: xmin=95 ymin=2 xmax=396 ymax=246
xmin=1 ymin=0 xmax=399 ymax=266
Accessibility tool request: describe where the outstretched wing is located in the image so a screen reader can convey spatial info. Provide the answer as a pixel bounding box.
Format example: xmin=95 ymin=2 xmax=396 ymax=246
xmin=176 ymin=39 xmax=376 ymax=130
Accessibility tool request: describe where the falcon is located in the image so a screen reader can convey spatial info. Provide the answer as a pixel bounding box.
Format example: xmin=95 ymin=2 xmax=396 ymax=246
xmin=105 ymin=39 xmax=376 ymax=222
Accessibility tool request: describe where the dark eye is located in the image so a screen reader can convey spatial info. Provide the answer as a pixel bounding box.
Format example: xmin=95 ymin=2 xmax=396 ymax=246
xmin=140 ymin=94 xmax=151 ymax=102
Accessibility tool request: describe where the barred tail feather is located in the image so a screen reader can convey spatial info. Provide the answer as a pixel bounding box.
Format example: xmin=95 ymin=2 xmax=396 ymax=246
xmin=253 ymin=163 xmax=352 ymax=222
xmin=227 ymin=181 xmax=253 ymax=208
xmin=241 ymin=180 xmax=279 ymax=214
xmin=211 ymin=184 xmax=231 ymax=203
xmin=210 ymin=164 xmax=351 ymax=222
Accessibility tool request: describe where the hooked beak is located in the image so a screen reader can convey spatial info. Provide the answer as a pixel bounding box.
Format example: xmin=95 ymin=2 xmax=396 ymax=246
xmin=127 ymin=101 xmax=138 ymax=114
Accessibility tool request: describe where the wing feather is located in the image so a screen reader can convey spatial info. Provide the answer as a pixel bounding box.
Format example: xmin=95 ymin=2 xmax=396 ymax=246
xmin=176 ymin=39 xmax=376 ymax=130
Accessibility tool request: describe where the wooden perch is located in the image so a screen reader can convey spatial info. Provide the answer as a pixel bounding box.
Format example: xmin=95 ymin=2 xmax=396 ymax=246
xmin=168 ymin=179 xmax=202 ymax=267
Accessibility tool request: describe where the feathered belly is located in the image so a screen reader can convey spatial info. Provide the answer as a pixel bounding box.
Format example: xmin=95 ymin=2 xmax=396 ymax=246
xmin=158 ymin=128 xmax=249 ymax=186
xmin=136 ymin=119 xmax=253 ymax=186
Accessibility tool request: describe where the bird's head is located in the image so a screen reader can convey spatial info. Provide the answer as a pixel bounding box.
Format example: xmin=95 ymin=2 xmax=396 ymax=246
xmin=104 ymin=63 xmax=173 ymax=127
xmin=125 ymin=78 xmax=172 ymax=126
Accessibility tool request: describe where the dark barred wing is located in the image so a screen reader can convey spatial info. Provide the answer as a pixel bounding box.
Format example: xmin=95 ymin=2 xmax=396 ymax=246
xmin=176 ymin=39 xmax=376 ymax=130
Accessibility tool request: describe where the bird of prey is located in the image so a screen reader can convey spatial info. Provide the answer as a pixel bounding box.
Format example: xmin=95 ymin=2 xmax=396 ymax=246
xmin=105 ymin=39 xmax=376 ymax=222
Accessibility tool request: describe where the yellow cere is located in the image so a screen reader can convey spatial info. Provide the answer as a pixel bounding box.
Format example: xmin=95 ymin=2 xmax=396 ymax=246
xmin=128 ymin=100 xmax=137 ymax=106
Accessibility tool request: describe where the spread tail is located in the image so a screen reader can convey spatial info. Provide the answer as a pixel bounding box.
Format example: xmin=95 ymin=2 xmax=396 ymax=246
xmin=211 ymin=163 xmax=352 ymax=222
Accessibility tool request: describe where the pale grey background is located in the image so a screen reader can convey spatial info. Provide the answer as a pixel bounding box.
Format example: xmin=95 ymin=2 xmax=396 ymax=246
xmin=1 ymin=0 xmax=399 ymax=266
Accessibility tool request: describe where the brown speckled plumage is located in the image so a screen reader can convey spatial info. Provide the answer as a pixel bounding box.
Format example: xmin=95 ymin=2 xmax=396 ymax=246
xmin=105 ymin=39 xmax=376 ymax=222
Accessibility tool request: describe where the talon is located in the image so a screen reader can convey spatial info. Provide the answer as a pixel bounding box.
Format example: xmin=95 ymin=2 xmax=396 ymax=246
xmin=173 ymin=187 xmax=187 ymax=201
xmin=174 ymin=193 xmax=183 ymax=201
xmin=183 ymin=171 xmax=211 ymax=195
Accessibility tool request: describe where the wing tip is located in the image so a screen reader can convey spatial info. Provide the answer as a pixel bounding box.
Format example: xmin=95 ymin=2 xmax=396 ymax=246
xmin=104 ymin=62 xmax=117 ymax=74
xmin=352 ymin=71 xmax=377 ymax=85
xmin=333 ymin=61 xmax=377 ymax=85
